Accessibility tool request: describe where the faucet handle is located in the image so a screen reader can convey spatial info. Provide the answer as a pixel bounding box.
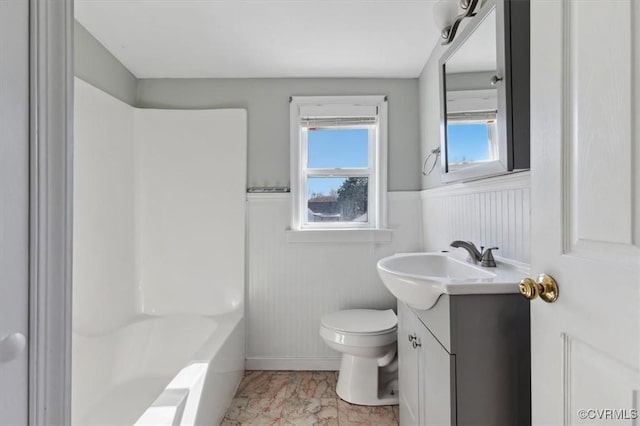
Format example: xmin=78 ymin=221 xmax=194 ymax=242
xmin=480 ymin=247 xmax=499 ymax=267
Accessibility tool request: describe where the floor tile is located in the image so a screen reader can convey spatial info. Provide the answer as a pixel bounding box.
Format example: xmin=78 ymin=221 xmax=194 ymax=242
xmin=222 ymin=397 xmax=338 ymax=426
xmin=280 ymin=397 xmax=338 ymax=426
xmin=337 ymin=399 xmax=397 ymax=426
xmin=221 ymin=398 xmax=277 ymax=425
xmin=392 ymin=405 xmax=399 ymax=422
xmin=236 ymin=371 xmax=298 ymax=399
xmin=295 ymin=371 xmax=338 ymax=399
xmin=223 ymin=371 xmax=398 ymax=426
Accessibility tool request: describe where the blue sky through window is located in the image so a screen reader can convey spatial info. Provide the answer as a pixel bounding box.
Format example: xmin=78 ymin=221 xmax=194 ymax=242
xmin=447 ymin=123 xmax=491 ymax=164
xmin=307 ymin=128 xmax=368 ymax=196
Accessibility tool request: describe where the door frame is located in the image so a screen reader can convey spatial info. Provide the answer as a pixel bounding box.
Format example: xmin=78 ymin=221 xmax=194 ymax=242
xmin=28 ymin=0 xmax=74 ymax=424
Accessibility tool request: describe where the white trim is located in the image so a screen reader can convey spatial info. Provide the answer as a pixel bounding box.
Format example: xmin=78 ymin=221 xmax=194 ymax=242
xmin=290 ymin=103 xmax=302 ymax=228
xmin=421 ymin=170 xmax=530 ymax=199
xmin=376 ymin=101 xmax=389 ymax=227
xmin=29 ymin=0 xmax=74 ymax=424
xmin=245 ymin=357 xmax=342 ymax=371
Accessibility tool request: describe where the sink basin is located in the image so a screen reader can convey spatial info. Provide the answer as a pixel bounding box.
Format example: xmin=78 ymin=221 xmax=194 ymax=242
xmin=376 ymin=252 xmax=526 ymax=310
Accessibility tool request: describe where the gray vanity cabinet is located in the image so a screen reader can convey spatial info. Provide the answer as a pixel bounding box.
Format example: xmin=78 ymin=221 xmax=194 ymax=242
xmin=397 ymin=295 xmax=530 ymax=426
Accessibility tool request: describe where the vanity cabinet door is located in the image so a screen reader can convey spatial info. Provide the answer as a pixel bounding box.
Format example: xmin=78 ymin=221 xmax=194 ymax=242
xmin=419 ymin=326 xmax=455 ymax=426
xmin=399 ymin=301 xmax=456 ymax=426
xmin=397 ymin=302 xmax=420 ymax=426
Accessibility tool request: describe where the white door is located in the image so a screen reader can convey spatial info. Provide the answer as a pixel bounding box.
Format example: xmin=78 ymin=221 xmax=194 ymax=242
xmin=530 ymin=0 xmax=640 ymax=424
xmin=0 ymin=0 xmax=30 ymax=424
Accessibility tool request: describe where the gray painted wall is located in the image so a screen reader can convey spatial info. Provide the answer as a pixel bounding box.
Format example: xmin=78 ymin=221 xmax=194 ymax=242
xmin=136 ymin=78 xmax=421 ymax=191
xmin=74 ymin=21 xmax=138 ymax=105
xmin=419 ymin=44 xmax=447 ymax=190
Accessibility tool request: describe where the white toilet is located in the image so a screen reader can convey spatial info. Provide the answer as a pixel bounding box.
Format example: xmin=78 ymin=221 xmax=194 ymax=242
xmin=319 ymin=309 xmax=399 ymax=406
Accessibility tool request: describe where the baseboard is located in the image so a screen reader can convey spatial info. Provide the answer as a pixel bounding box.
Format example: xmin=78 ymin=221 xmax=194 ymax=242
xmin=245 ymin=357 xmax=341 ymax=371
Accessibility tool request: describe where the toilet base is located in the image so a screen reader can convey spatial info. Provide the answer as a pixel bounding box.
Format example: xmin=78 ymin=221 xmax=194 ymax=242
xmin=335 ymin=353 xmax=399 ymax=406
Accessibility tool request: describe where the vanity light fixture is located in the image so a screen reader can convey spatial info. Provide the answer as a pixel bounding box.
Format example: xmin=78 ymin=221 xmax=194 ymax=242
xmin=434 ymin=0 xmax=481 ymax=45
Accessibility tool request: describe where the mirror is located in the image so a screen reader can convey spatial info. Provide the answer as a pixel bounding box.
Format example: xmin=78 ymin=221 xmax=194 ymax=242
xmin=439 ymin=0 xmax=529 ymax=183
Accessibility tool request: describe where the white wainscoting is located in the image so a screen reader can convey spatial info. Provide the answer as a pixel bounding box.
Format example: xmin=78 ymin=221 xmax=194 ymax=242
xmin=421 ymin=172 xmax=531 ymax=263
xmin=246 ymin=192 xmax=422 ymax=370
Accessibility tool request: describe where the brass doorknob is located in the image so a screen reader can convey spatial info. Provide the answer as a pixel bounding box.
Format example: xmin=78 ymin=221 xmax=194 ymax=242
xmin=519 ymin=274 xmax=559 ymax=303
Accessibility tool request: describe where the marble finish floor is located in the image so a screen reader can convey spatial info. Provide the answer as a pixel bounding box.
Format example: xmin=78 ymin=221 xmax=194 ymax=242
xmin=221 ymin=371 xmax=399 ymax=425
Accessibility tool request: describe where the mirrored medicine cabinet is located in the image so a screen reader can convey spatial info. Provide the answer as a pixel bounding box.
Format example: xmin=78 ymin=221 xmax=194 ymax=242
xmin=439 ymin=0 xmax=529 ymax=183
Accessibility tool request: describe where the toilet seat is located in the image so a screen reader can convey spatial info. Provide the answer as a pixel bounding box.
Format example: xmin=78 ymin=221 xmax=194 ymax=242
xmin=320 ymin=309 xmax=397 ymax=335
xmin=320 ymin=309 xmax=397 ymax=348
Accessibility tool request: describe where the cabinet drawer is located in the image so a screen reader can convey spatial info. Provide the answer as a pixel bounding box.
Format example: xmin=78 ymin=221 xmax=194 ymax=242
xmin=410 ymin=294 xmax=452 ymax=353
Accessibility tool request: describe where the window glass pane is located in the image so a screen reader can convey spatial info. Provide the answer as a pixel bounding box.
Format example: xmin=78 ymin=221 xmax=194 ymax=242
xmin=446 ymin=122 xmax=497 ymax=165
xmin=307 ymin=177 xmax=368 ymax=223
xmin=307 ymin=128 xmax=369 ymax=169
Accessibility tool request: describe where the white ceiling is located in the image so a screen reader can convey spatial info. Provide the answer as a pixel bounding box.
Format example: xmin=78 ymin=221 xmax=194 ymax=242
xmin=75 ymin=0 xmax=441 ymax=79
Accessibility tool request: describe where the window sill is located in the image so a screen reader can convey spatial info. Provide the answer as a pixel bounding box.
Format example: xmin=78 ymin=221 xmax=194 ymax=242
xmin=285 ymin=228 xmax=393 ymax=244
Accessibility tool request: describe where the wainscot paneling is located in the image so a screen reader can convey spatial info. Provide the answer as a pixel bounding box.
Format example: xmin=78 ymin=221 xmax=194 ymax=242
xmin=420 ymin=172 xmax=530 ymax=263
xmin=246 ymin=192 xmax=422 ymax=370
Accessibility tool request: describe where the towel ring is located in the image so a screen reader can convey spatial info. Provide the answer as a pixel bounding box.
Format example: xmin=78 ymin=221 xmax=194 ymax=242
xmin=422 ymin=147 xmax=441 ymax=176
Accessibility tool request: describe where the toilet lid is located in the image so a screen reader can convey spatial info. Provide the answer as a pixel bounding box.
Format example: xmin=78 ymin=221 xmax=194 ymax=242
xmin=321 ymin=309 xmax=397 ymax=335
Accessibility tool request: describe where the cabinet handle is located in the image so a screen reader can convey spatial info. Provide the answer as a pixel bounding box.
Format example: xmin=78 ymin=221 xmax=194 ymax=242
xmin=408 ymin=333 xmax=417 ymax=342
xmin=412 ymin=340 xmax=422 ymax=349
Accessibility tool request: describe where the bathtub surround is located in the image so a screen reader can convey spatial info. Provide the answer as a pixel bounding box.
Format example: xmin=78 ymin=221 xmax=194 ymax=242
xmin=246 ymin=192 xmax=421 ymax=370
xmin=134 ymin=108 xmax=246 ymax=315
xmin=73 ymin=78 xmax=246 ymax=328
xmin=73 ymin=79 xmax=246 ymax=424
xmin=73 ymin=78 xmax=136 ymax=333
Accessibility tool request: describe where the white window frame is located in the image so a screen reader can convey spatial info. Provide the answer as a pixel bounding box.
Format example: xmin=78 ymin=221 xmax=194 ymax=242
xmin=290 ymin=95 xmax=388 ymax=231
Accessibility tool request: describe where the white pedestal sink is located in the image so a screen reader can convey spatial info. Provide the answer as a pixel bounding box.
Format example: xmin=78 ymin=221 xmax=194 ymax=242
xmin=376 ymin=251 xmax=528 ymax=310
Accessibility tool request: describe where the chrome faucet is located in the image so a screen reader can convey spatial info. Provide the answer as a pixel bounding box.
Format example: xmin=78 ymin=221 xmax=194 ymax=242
xmin=449 ymin=240 xmax=499 ymax=267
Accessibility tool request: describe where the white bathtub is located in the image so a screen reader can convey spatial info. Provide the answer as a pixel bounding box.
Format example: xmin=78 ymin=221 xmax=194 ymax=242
xmin=72 ymin=310 xmax=244 ymax=426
